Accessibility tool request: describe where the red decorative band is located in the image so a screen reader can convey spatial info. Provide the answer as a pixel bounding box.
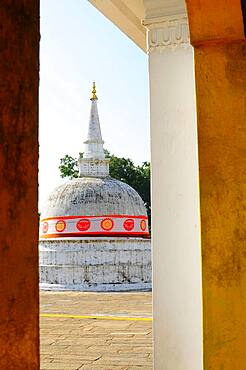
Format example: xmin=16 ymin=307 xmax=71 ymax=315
xmin=55 ymin=220 xmax=66 ymax=232
xmin=140 ymin=219 xmax=147 ymax=231
xmin=101 ymin=218 xmax=114 ymax=231
xmin=76 ymin=219 xmax=91 ymax=231
xmin=123 ymin=219 xmax=134 ymax=231
xmin=39 ymin=215 xmax=149 ymax=238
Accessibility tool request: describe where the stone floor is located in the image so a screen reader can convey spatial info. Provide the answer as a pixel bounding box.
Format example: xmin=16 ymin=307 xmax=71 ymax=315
xmin=40 ymin=291 xmax=153 ymax=370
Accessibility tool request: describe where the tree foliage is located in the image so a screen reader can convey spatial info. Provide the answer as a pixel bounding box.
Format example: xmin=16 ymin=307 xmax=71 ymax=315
xmin=59 ymin=154 xmax=79 ymax=179
xmin=59 ymin=151 xmax=151 ymax=227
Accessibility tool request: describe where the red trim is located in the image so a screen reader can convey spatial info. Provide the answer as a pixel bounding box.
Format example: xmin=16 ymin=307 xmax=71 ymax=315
xmin=41 ymin=214 xmax=148 ymax=222
xmin=40 ymin=231 xmax=150 ymax=239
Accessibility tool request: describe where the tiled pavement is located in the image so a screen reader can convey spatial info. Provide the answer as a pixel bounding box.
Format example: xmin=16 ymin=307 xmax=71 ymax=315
xmin=40 ymin=291 xmax=153 ymax=370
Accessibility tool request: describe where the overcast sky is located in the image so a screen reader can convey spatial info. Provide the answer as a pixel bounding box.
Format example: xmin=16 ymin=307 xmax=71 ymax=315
xmin=39 ymin=0 xmax=149 ymax=208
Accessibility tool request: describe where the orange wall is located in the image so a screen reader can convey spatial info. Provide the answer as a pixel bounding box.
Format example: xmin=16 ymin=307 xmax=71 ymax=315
xmin=186 ymin=0 xmax=245 ymax=45
xmin=196 ymin=41 xmax=246 ymax=370
xmin=186 ymin=1 xmax=246 ymax=368
xmin=0 ymin=1 xmax=40 ymax=368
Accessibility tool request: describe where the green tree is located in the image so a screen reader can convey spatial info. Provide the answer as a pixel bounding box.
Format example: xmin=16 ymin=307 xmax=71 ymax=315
xmin=59 ymin=151 xmax=151 ymax=228
xmin=59 ymin=153 xmax=83 ymax=180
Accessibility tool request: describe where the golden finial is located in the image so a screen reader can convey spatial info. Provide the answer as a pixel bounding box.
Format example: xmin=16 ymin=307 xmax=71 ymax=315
xmin=90 ymin=81 xmax=98 ymax=100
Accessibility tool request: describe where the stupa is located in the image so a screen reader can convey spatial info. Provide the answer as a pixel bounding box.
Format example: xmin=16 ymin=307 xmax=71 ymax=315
xmin=39 ymin=83 xmax=151 ymax=291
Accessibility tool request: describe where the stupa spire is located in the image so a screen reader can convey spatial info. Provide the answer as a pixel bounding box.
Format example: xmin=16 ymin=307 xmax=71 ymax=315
xmin=78 ymin=83 xmax=110 ymax=178
xmin=90 ymin=81 xmax=98 ymax=100
xmin=84 ymin=82 xmax=105 ymax=160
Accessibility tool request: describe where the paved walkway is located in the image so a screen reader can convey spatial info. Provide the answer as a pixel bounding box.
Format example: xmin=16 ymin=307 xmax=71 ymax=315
xmin=40 ymin=291 xmax=153 ymax=370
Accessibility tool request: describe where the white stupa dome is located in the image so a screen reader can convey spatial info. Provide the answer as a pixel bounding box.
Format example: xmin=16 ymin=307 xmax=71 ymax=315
xmin=40 ymin=83 xmax=149 ymax=239
xmin=42 ymin=177 xmax=147 ymax=217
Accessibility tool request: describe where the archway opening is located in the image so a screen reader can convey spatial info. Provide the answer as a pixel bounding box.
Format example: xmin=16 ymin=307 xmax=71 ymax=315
xmin=39 ymin=1 xmax=153 ymax=368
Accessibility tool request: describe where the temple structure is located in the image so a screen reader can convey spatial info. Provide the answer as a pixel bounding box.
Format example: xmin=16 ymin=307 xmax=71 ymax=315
xmin=39 ymin=83 xmax=151 ymax=291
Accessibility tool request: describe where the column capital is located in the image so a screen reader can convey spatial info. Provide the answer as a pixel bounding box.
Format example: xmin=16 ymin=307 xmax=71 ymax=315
xmin=142 ymin=0 xmax=190 ymax=52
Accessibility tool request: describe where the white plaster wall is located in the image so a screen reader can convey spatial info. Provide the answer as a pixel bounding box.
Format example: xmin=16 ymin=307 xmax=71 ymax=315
xmin=39 ymin=238 xmax=151 ymax=291
xmin=149 ymin=46 xmax=203 ymax=370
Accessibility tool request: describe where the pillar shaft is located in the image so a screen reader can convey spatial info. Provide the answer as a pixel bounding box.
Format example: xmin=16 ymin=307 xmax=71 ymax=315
xmin=143 ymin=1 xmax=203 ymax=369
xmin=186 ymin=1 xmax=246 ymax=367
xmin=197 ymin=40 xmax=246 ymax=370
xmin=0 ymin=1 xmax=40 ymax=368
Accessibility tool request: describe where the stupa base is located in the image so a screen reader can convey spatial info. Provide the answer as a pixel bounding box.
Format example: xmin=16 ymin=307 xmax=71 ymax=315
xmin=39 ymin=238 xmax=152 ymax=292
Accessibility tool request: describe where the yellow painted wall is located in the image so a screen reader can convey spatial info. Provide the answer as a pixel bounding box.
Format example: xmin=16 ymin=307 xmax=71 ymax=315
xmin=186 ymin=0 xmax=246 ymax=368
xmin=196 ymin=41 xmax=246 ymax=369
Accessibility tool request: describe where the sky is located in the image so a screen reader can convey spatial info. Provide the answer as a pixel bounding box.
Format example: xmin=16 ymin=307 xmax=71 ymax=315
xmin=39 ymin=0 xmax=149 ymax=208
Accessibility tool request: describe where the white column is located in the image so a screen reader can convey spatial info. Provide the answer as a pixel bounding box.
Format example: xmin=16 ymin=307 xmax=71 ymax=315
xmin=143 ymin=1 xmax=203 ymax=369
